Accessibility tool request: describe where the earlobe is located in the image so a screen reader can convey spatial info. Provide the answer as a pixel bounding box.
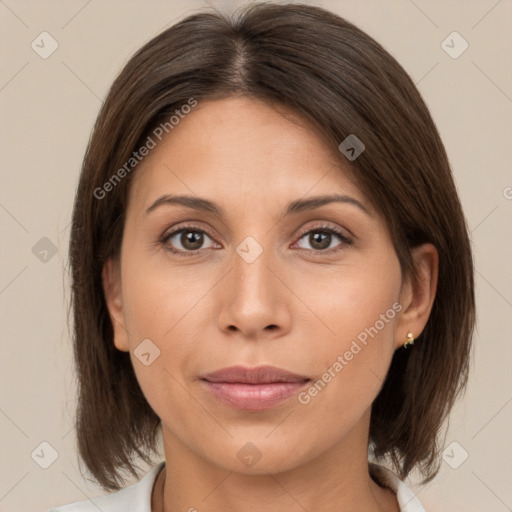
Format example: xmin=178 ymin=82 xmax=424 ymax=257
xmin=395 ymin=243 xmax=439 ymax=350
xmin=102 ymin=257 xmax=130 ymax=352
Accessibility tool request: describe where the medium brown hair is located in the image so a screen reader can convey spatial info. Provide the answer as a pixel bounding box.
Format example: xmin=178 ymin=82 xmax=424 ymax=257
xmin=68 ymin=2 xmax=475 ymax=490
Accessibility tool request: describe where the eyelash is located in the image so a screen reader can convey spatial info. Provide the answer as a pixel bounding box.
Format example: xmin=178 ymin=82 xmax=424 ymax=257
xmin=159 ymin=223 xmax=353 ymax=258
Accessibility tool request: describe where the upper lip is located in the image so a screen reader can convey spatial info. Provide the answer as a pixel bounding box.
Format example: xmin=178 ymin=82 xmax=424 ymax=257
xmin=201 ymin=365 xmax=310 ymax=384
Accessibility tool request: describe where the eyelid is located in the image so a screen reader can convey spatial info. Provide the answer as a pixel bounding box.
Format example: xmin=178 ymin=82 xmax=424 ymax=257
xmin=161 ymin=221 xmax=217 ymax=240
xmin=294 ymin=222 xmax=353 ymax=243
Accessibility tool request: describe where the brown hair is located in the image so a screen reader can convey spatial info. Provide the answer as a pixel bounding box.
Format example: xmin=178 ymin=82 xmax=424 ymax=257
xmin=68 ymin=2 xmax=475 ymax=490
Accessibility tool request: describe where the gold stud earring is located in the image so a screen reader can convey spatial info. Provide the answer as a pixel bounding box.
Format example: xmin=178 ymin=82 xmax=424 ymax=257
xmin=403 ymin=332 xmax=414 ymax=348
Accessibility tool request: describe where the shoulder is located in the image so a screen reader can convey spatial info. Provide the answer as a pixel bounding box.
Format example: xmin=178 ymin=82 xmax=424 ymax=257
xmin=369 ymin=463 xmax=427 ymax=512
xmin=47 ymin=462 xmax=165 ymax=512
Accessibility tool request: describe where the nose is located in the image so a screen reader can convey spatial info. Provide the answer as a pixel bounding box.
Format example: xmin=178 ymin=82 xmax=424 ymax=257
xmin=217 ymin=240 xmax=292 ymax=340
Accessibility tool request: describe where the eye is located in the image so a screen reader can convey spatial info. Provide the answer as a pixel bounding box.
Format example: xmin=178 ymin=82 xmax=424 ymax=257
xmin=161 ymin=225 xmax=218 ymax=256
xmin=294 ymin=225 xmax=352 ymax=253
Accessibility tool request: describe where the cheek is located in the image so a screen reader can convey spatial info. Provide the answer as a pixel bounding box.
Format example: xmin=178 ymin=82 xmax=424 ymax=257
xmin=293 ymin=255 xmax=401 ymax=347
xmin=295 ymin=256 xmax=401 ymax=410
xmin=117 ymin=253 xmax=196 ymax=388
xmin=121 ymin=254 xmax=210 ymax=342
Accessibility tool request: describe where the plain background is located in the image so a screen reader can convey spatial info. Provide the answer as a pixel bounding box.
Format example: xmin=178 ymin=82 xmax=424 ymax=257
xmin=0 ymin=1 xmax=511 ymax=511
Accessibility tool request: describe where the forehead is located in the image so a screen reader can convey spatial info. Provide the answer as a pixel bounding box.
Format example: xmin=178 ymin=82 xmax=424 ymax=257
xmin=127 ymin=96 xmax=366 ymax=215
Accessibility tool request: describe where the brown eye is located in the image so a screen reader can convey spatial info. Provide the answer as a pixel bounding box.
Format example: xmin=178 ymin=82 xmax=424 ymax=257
xmin=295 ymin=226 xmax=352 ymax=253
xmin=162 ymin=228 xmax=217 ymax=253
xmin=180 ymin=231 xmax=204 ymax=250
xmin=308 ymin=232 xmax=331 ymax=250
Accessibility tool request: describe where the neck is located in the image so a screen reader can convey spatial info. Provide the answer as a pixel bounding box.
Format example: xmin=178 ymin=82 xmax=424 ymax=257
xmin=152 ymin=410 xmax=399 ymax=512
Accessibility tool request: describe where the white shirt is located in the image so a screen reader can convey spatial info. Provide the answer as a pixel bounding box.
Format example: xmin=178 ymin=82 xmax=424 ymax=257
xmin=48 ymin=461 xmax=426 ymax=511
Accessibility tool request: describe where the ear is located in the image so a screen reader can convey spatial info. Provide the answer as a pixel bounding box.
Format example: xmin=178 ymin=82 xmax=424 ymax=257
xmin=102 ymin=257 xmax=130 ymax=352
xmin=395 ymin=243 xmax=439 ymax=350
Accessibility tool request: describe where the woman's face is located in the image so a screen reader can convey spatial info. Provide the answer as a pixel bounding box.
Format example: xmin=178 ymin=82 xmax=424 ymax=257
xmin=104 ymin=96 xmax=412 ymax=474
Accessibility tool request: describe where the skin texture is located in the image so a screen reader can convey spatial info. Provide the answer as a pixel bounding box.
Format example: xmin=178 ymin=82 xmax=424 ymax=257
xmin=102 ymin=96 xmax=438 ymax=512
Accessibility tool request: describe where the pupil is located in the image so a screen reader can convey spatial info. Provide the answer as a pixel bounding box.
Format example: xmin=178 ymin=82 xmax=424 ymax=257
xmin=311 ymin=232 xmax=330 ymax=249
xmin=182 ymin=231 xmax=203 ymax=249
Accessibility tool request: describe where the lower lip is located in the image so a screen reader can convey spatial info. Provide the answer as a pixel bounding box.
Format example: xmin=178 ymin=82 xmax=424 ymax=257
xmin=201 ymin=380 xmax=309 ymax=411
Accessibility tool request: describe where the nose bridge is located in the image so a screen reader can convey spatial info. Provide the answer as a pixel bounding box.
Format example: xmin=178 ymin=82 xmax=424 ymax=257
xmin=229 ymin=207 xmax=275 ymax=292
xmin=234 ymin=236 xmax=273 ymax=297
xmin=233 ymin=233 xmax=277 ymax=306
xmin=217 ymin=232 xmax=290 ymax=336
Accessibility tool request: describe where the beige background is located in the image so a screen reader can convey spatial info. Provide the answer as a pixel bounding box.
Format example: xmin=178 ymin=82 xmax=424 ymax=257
xmin=1 ymin=0 xmax=511 ymax=511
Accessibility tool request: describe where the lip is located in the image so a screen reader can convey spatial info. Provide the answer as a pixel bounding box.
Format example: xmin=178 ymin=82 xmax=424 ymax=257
xmin=200 ymin=365 xmax=310 ymax=411
xmin=201 ymin=365 xmax=310 ymax=384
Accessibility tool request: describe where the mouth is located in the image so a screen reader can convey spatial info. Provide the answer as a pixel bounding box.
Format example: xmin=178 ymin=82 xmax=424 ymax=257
xmin=200 ymin=365 xmax=311 ymax=411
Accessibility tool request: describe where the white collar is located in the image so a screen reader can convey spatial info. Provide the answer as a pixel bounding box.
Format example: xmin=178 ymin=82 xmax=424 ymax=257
xmin=369 ymin=462 xmax=426 ymax=511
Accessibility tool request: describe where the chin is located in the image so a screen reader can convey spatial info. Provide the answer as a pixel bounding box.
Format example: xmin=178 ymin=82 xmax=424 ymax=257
xmin=200 ymin=435 xmax=314 ymax=476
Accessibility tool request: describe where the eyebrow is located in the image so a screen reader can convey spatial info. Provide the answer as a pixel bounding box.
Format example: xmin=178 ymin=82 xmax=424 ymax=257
xmin=144 ymin=193 xmax=370 ymax=218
